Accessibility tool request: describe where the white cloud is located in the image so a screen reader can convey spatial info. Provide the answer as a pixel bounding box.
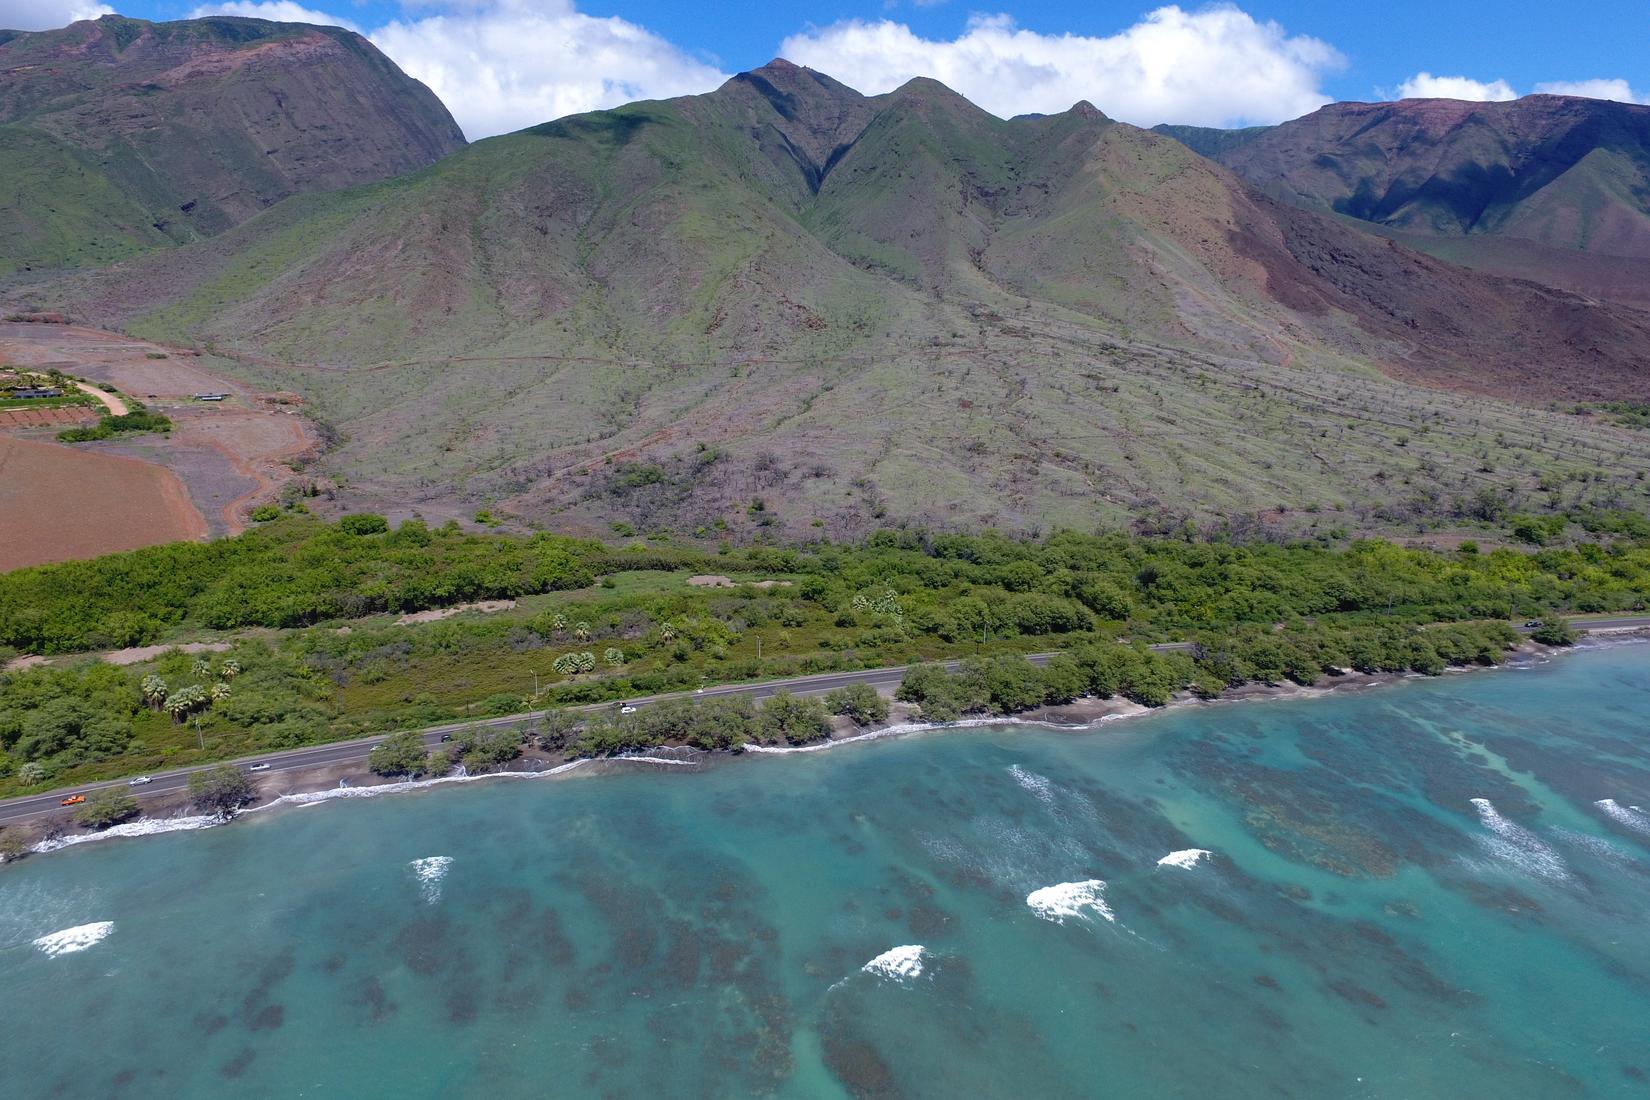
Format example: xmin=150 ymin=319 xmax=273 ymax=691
xmin=1394 ymin=72 xmax=1517 ymax=101
xmin=189 ymin=2 xmax=359 ymax=32
xmin=369 ymin=0 xmax=728 ymax=140
xmin=1533 ymin=78 xmax=1647 ymax=105
xmin=0 ymin=1 xmax=112 ymax=31
xmin=1391 ymin=73 xmax=1648 ymax=106
xmin=778 ymin=5 xmax=1344 ymax=127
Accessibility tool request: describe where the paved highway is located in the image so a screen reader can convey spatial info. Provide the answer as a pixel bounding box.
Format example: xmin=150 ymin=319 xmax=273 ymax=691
xmin=0 ymin=652 xmax=1061 ymax=826
xmin=2 ymin=617 xmax=1644 ymax=827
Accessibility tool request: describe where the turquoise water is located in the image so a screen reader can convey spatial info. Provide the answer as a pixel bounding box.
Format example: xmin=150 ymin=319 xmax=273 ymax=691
xmin=3 ymin=645 xmax=1648 ymax=1098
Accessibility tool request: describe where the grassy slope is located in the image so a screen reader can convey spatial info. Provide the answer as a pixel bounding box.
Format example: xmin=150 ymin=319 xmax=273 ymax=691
xmin=17 ymin=72 xmax=1650 ymax=539
xmin=0 ymin=127 xmax=177 ymax=275
xmin=0 ymin=15 xmax=464 ymax=277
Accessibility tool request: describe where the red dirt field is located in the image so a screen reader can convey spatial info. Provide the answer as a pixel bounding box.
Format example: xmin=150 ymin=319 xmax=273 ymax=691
xmin=0 ymin=406 xmax=98 ymax=428
xmin=0 ymin=322 xmax=320 ymax=537
xmin=0 ymin=434 xmax=208 ymax=571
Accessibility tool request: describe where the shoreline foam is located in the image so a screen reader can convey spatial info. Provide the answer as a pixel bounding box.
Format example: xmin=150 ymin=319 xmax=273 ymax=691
xmin=15 ymin=637 xmax=1644 ymax=859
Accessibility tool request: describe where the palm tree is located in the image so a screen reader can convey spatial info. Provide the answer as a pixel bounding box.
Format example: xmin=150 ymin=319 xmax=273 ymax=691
xmin=659 ymin=622 xmax=677 ymax=641
xmin=550 ymin=613 xmax=568 ymax=634
xmin=140 ymin=674 xmax=168 ymax=711
xmin=603 ymin=647 xmax=624 ymax=666
xmin=210 ymin=682 xmax=232 ymax=701
xmin=574 ymin=621 xmax=591 ymax=641
xmin=191 ymin=657 xmax=212 ymax=678
xmin=219 ymin=659 xmax=241 ymax=680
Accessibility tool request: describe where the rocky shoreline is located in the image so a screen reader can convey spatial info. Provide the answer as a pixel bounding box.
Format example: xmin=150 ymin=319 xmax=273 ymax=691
xmin=8 ymin=633 xmax=1645 ymax=860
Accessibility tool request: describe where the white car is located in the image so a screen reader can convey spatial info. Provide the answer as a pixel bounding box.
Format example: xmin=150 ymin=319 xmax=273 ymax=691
xmin=127 ymin=776 xmax=154 ymax=786
xmin=619 ymin=705 xmax=638 ymax=715
xmin=247 ymin=763 xmax=272 ymax=772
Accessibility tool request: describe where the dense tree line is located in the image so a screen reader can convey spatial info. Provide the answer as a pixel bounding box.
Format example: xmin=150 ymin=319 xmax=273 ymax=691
xmin=0 ymin=514 xmax=1643 ymax=793
xmin=0 ymin=516 xmax=599 ymax=653
xmin=5 ymin=516 xmax=1648 ymax=660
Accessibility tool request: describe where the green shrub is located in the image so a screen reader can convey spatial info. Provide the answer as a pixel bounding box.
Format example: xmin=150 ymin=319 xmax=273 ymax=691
xmin=824 ymin=682 xmax=889 ymax=725
xmin=74 ymin=786 xmax=140 ymax=829
xmin=367 ymin=730 xmax=428 ymax=777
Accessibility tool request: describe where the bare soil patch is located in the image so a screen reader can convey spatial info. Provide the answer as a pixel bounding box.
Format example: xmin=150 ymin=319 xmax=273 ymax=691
xmin=687 ymin=575 xmax=791 ymax=589
xmin=396 ymin=599 xmax=516 ymax=625
xmin=0 ymin=434 xmax=208 ymax=570
xmin=0 ymin=322 xmax=320 ymax=534
xmin=99 ymin=641 xmax=232 ymax=667
xmin=0 ymin=323 xmax=240 ymax=397
xmin=0 ymin=406 xmax=97 ymax=428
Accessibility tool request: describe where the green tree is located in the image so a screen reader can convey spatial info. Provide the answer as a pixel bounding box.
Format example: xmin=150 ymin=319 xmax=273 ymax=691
xmin=824 ymin=682 xmax=889 ymax=725
xmin=456 ymin=726 xmax=524 ymax=771
xmin=367 ymin=730 xmax=429 ymax=777
xmin=538 ymin=709 xmax=580 ymax=749
xmin=140 ymin=674 xmax=168 ymax=710
xmin=74 ymin=786 xmax=140 ymax=829
xmin=756 ymin=690 xmax=831 ymax=745
xmin=188 ymin=764 xmax=256 ymax=815
xmin=1530 ymin=616 xmax=1577 ymax=646
xmin=15 ymin=696 xmax=133 ymax=763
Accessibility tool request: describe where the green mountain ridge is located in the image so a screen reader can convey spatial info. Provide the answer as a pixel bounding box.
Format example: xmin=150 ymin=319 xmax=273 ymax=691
xmin=0 ymin=13 xmax=465 ymax=276
xmin=13 ymin=59 xmax=1650 ymax=540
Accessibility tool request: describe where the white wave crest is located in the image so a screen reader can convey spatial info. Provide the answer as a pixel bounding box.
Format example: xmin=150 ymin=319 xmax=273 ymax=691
xmin=1596 ymin=799 xmax=1650 ymax=835
xmin=612 ymin=755 xmax=699 ymax=767
xmin=250 ymin=760 xmax=589 ymax=812
xmin=1157 ymin=849 xmax=1211 ymax=869
xmin=1470 ymin=798 xmax=1570 ymax=880
xmin=743 ymin=708 xmax=1154 ymax=756
xmin=1009 ymin=764 xmax=1055 ymax=804
xmin=409 ymin=856 xmax=453 ymax=903
xmin=862 ymin=944 xmax=925 ymax=982
xmin=1026 ymin=879 xmax=1115 ymax=924
xmin=31 ymin=813 xmax=225 ymax=853
xmin=33 ymin=921 xmax=114 ymax=957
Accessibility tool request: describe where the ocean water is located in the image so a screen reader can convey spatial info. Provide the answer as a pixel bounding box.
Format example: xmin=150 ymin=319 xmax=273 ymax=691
xmin=2 ymin=644 xmax=1648 ymax=1098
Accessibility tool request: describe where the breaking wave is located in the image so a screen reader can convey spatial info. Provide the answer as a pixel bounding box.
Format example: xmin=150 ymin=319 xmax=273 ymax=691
xmin=31 ymin=813 xmax=225 ymax=853
xmin=409 ymin=856 xmax=453 ymax=903
xmin=251 ymin=760 xmax=589 ymax=811
xmin=1596 ymin=799 xmax=1650 ymax=835
xmin=862 ymin=944 xmax=926 ymax=982
xmin=33 ymin=921 xmax=114 ymax=957
xmin=1026 ymin=879 xmax=1115 ymax=924
xmin=743 ymin=709 xmax=1152 ymax=756
xmin=1009 ymin=764 xmax=1056 ymax=804
xmin=1470 ymin=798 xmax=1570 ymax=880
xmin=1156 ymin=849 xmax=1211 ymax=869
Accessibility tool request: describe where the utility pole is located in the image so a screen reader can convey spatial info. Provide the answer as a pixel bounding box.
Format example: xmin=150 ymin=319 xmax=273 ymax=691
xmin=194 ymin=715 xmax=204 ymax=751
xmin=756 ymin=636 xmax=762 ymax=660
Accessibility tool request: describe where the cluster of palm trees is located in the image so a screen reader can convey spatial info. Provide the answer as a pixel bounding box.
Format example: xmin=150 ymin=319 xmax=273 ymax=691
xmin=140 ymin=657 xmax=240 ymax=722
xmin=545 ymin=612 xmax=641 ymax=678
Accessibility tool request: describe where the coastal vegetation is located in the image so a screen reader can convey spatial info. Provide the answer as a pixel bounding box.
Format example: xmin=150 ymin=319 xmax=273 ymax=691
xmin=56 ymin=408 xmax=173 ymax=443
xmin=187 ymin=763 xmax=255 ymax=815
xmin=0 ymin=514 xmax=1644 ymax=794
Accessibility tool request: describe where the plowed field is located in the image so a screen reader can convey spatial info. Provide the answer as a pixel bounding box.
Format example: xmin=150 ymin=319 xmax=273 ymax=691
xmin=0 ymin=435 xmax=207 ymax=570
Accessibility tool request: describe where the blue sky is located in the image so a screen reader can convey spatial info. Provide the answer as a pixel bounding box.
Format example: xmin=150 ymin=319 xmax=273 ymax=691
xmin=7 ymin=0 xmax=1646 ymax=138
